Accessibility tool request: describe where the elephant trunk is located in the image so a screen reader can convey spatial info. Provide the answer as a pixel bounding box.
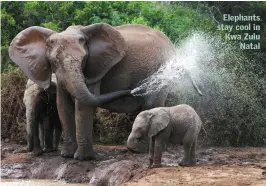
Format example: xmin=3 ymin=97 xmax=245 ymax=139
xmin=186 ymin=70 xmax=203 ymax=96
xmin=127 ymin=134 xmax=137 ymax=151
xmin=127 ymin=134 xmax=148 ymax=153
xmin=64 ymin=70 xmax=131 ymax=107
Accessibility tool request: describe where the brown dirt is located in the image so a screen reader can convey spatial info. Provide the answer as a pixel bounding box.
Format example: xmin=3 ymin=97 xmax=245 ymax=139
xmin=125 ymin=147 xmax=266 ymax=186
xmin=124 ymin=165 xmax=266 ymax=186
xmin=1 ymin=141 xmax=266 ymax=186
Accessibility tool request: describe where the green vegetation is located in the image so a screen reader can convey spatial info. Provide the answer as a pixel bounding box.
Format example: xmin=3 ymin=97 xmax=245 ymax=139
xmin=1 ymin=2 xmax=266 ymax=146
xmin=1 ymin=1 xmax=216 ymax=72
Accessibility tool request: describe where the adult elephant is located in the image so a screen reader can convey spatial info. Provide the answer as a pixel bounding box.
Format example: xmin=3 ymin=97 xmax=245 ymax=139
xmin=9 ymin=23 xmax=202 ymax=160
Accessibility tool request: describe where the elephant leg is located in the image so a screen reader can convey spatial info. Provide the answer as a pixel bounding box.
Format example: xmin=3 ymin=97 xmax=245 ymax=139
xmin=180 ymin=127 xmax=195 ymax=166
xmin=32 ymin=120 xmax=43 ymax=156
xmin=148 ymin=137 xmax=155 ymax=168
xmin=26 ymin=109 xmax=42 ymax=155
xmin=190 ymin=141 xmax=197 ymax=165
xmin=53 ymin=117 xmax=62 ymax=151
xmin=153 ymin=137 xmax=164 ymax=168
xmin=26 ymin=109 xmax=34 ymax=152
xmin=180 ymin=144 xmax=191 ymax=166
xmin=57 ymin=86 xmax=77 ymax=158
xmin=26 ymin=101 xmax=42 ymax=155
xmin=53 ymin=128 xmax=62 ymax=151
xmin=39 ymin=121 xmax=44 ymax=149
xmin=74 ymin=100 xmax=96 ymax=160
xmin=43 ymin=116 xmax=54 ymax=152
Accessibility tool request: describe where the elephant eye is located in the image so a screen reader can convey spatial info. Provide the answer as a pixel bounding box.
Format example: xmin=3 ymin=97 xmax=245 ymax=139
xmin=48 ymin=39 xmax=55 ymax=45
xmin=78 ymin=37 xmax=85 ymax=44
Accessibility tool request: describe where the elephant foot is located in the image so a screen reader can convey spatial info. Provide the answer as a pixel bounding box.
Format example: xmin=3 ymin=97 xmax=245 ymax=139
xmin=27 ymin=144 xmax=33 ymax=152
xmin=152 ymin=163 xmax=162 ymax=168
xmin=43 ymin=147 xmax=56 ymax=153
xmin=14 ymin=147 xmax=28 ymax=153
xmin=61 ymin=142 xmax=77 ymax=158
xmin=74 ymin=147 xmax=96 ymax=161
xmin=32 ymin=148 xmax=43 ymax=156
xmin=179 ymin=158 xmax=196 ymax=167
xmin=149 ymin=159 xmax=153 ymax=169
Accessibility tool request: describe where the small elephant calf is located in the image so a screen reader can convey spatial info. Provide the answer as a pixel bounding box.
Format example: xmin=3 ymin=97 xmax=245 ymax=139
xmin=127 ymin=104 xmax=202 ymax=168
xmin=23 ymin=74 xmax=62 ymax=155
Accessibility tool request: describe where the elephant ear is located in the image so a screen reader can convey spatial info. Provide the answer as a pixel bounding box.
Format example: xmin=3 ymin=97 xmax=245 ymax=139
xmin=148 ymin=109 xmax=170 ymax=137
xmin=81 ymin=23 xmax=127 ymax=84
xmin=9 ymin=26 xmax=55 ymax=89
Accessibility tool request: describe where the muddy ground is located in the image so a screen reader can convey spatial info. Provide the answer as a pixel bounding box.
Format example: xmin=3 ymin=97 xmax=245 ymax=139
xmin=1 ymin=141 xmax=266 ymax=186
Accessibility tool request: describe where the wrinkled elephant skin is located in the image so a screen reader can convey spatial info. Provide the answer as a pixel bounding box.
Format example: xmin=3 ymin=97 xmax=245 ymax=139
xmin=9 ymin=23 xmax=202 ymax=160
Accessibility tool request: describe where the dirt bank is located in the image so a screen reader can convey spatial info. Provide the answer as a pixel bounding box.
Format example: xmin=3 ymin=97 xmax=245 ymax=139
xmin=1 ymin=141 xmax=266 ymax=186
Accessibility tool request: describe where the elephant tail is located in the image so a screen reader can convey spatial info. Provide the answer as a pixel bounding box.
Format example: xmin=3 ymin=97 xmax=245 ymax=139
xmin=198 ymin=123 xmax=208 ymax=146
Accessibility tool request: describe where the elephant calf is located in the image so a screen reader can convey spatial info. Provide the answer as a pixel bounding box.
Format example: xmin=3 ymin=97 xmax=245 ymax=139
xmin=23 ymin=74 xmax=62 ymax=155
xmin=127 ymin=104 xmax=202 ymax=168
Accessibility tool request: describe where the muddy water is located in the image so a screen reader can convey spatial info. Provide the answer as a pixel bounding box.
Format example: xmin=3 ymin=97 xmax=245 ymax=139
xmin=1 ymin=179 xmax=87 ymax=186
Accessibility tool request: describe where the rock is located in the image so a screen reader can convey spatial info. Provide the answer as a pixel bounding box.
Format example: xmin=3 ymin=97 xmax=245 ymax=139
xmin=55 ymin=160 xmax=94 ymax=183
xmin=13 ymin=147 xmax=28 ymax=154
xmin=31 ymin=156 xmax=63 ymax=179
xmin=88 ymin=160 xmax=144 ymax=186
xmin=13 ymin=164 xmax=26 ymax=169
xmin=2 ymin=147 xmax=15 ymax=152
xmin=1 ymin=164 xmax=30 ymax=179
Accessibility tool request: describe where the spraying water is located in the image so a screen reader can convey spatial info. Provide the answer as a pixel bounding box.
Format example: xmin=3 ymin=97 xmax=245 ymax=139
xmin=130 ymin=32 xmax=266 ymax=146
xmin=131 ymin=32 xmax=226 ymax=96
xmin=131 ymin=32 xmax=249 ymax=98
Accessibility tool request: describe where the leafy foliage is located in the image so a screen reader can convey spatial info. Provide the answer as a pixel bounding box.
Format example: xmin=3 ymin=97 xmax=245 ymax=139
xmin=1 ymin=2 xmax=217 ymax=73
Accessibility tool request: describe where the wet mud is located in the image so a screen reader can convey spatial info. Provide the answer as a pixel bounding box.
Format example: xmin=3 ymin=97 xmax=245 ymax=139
xmin=1 ymin=141 xmax=266 ymax=186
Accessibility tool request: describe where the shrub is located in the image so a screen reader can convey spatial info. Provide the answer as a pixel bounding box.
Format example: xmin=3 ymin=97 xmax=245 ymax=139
xmin=94 ymin=109 xmax=138 ymax=144
xmin=1 ymin=69 xmax=27 ymax=143
xmin=0 ymin=70 xmax=137 ymax=145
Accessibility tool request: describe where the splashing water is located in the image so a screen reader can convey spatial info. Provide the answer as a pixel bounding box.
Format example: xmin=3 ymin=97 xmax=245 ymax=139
xmin=130 ymin=31 xmax=264 ymax=112
xmin=131 ymin=31 xmax=266 ymax=146
xmin=131 ymin=32 xmax=227 ymax=96
xmin=131 ymin=56 xmax=186 ymax=96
